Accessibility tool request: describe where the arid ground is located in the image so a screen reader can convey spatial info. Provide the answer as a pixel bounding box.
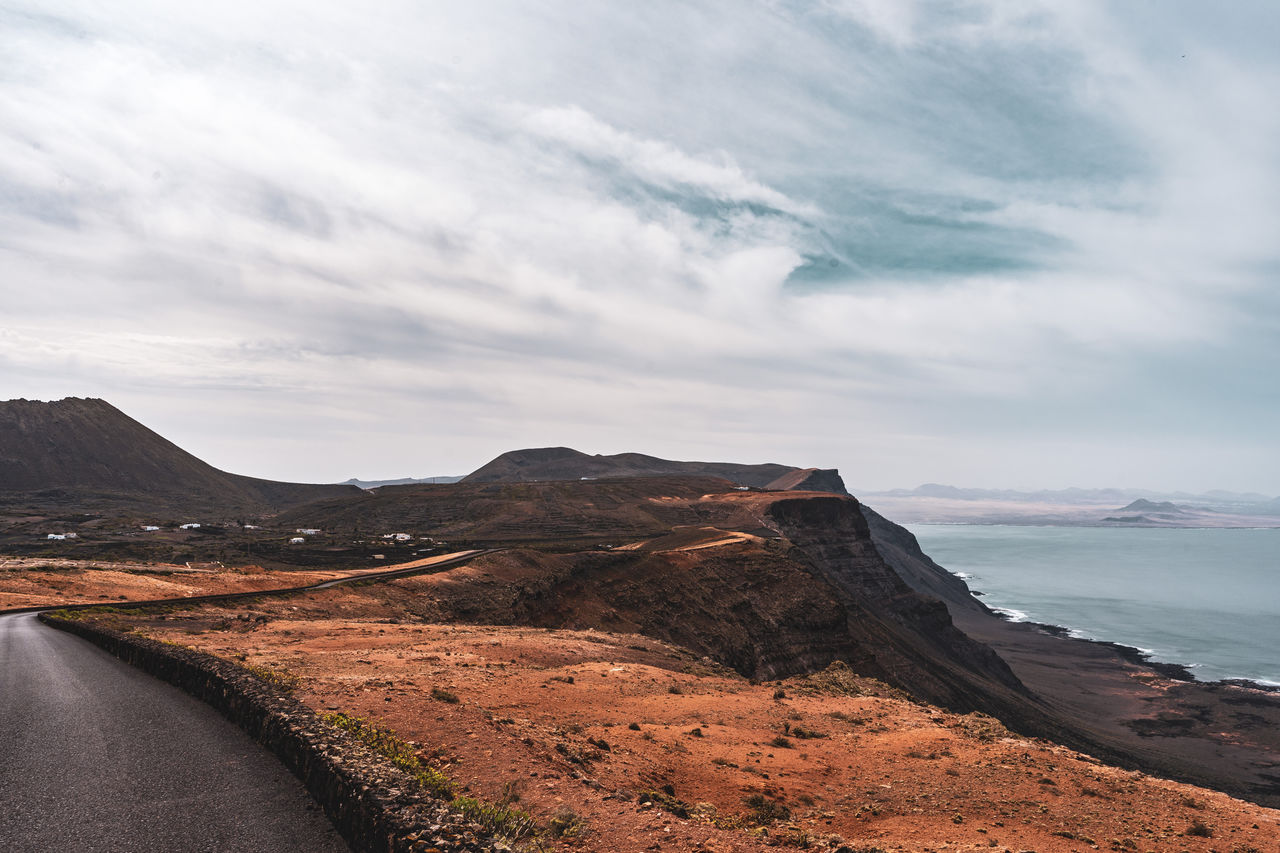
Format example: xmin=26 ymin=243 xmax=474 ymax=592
xmin=19 ymin=563 xmax=1279 ymax=853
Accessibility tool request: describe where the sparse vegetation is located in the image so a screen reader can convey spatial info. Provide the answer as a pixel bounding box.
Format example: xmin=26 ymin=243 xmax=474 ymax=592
xmin=639 ymin=788 xmax=691 ymax=818
xmin=322 ymin=712 xmax=538 ymax=840
xmin=430 ymin=686 xmax=460 ymax=703
xmin=241 ymin=662 xmax=300 ymax=692
xmin=1186 ymin=819 xmax=1213 ymax=838
xmin=453 ymin=795 xmax=539 ymax=840
xmin=547 ymin=806 xmax=585 ymax=838
xmin=743 ymin=793 xmax=790 ymax=825
xmin=323 ymin=711 xmax=453 ymax=798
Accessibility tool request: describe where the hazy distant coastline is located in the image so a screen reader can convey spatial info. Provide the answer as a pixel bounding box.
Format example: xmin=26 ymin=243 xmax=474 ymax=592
xmin=862 ymin=484 xmax=1280 ymax=528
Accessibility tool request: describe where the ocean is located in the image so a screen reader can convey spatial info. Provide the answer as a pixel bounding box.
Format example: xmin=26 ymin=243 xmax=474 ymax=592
xmin=907 ymin=524 xmax=1280 ymax=686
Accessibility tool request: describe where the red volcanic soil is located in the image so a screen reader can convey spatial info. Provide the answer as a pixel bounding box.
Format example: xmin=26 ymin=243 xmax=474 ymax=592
xmin=114 ymin=601 xmax=1280 ymax=853
xmin=0 ymin=557 xmax=364 ymax=610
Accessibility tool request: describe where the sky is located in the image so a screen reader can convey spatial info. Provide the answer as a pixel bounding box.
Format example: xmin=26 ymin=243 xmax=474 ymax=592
xmin=2 ymin=0 xmax=1278 ymax=493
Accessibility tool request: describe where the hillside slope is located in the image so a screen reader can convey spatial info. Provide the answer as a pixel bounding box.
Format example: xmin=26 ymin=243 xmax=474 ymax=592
xmin=0 ymin=398 xmax=357 ymax=515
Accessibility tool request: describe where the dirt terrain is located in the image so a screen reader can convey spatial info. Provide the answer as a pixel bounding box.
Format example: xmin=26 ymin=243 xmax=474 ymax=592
xmin=0 ymin=557 xmax=363 ymax=610
xmin=92 ymin=591 xmax=1280 ymax=853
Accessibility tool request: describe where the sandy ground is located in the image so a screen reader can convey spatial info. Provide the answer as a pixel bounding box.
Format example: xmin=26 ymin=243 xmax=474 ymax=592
xmin=112 ymin=593 xmax=1280 ymax=853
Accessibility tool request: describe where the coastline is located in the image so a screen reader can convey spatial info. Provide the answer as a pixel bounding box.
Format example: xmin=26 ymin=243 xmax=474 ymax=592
xmin=983 ymin=601 xmax=1280 ymax=692
xmin=906 ymin=523 xmax=1280 ymax=688
xmin=952 ymin=601 xmax=1280 ymax=808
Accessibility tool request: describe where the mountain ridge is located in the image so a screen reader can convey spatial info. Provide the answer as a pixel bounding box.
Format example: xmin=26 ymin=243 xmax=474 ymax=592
xmin=461 ymin=446 xmax=819 ymax=490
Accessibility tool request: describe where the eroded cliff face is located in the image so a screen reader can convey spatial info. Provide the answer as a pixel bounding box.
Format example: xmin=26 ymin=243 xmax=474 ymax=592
xmin=373 ymin=489 xmax=1069 ymax=731
xmin=764 ymin=496 xmax=1032 ymax=711
xmin=859 ymin=503 xmax=992 ymax=617
xmin=399 ymin=544 xmax=872 ymax=680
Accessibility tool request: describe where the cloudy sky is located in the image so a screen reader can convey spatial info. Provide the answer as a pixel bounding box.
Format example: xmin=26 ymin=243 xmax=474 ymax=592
xmin=3 ymin=1 xmax=1278 ymax=492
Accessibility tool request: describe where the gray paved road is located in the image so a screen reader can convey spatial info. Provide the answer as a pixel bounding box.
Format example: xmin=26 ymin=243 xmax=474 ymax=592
xmin=0 ymin=613 xmax=351 ymax=853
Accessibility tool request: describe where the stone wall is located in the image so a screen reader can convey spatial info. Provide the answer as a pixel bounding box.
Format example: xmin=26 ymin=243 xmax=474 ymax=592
xmin=38 ymin=614 xmax=498 ymax=853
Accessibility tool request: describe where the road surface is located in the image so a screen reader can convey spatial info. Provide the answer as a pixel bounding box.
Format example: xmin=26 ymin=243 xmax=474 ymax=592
xmin=0 ymin=612 xmax=351 ymax=853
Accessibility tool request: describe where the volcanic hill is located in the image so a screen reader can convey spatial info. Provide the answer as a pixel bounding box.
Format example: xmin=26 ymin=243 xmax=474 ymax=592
xmin=0 ymin=397 xmax=358 ymax=515
xmin=461 ymin=447 xmax=845 ymax=494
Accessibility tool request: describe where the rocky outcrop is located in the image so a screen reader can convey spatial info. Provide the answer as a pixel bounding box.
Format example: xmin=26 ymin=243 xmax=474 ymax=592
xmin=763 ymin=467 xmax=849 ymax=495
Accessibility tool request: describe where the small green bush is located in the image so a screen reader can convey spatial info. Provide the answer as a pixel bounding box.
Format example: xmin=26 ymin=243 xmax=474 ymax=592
xmin=743 ymin=793 xmax=790 ymax=825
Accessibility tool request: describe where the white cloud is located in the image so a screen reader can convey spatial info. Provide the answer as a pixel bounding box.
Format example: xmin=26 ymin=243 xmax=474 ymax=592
xmin=520 ymin=104 xmax=814 ymax=216
xmin=1 ymin=0 xmax=1278 ymax=491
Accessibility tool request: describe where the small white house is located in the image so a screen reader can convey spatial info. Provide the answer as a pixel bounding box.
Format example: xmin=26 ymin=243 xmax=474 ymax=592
xmin=243 ymin=524 xmax=260 ymax=530
xmin=142 ymin=525 xmax=160 ymax=532
xmin=47 ymin=533 xmax=66 ymax=540
xmin=295 ymin=528 xmax=321 ymax=535
xmin=289 ymin=537 xmax=306 ymax=545
xmin=65 ymin=532 xmax=78 ymax=538
xmin=180 ymin=523 xmax=201 ymax=530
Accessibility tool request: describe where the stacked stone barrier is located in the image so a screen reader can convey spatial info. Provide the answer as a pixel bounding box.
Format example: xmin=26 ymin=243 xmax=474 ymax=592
xmin=38 ymin=613 xmax=501 ymax=853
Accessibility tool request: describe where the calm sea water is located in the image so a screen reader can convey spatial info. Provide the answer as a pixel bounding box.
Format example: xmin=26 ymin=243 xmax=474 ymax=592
xmin=907 ymin=524 xmax=1280 ymax=685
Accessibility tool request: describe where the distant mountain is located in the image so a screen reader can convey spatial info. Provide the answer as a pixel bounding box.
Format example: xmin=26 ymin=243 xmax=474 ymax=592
xmin=868 ymin=484 xmax=1134 ymax=502
xmin=461 ymin=446 xmax=845 ymax=492
xmin=341 ymin=476 xmax=464 ymax=489
xmin=1117 ymin=499 xmax=1184 ymax=514
xmin=864 ymin=484 xmax=1276 ymax=508
xmin=0 ymin=397 xmax=359 ymax=515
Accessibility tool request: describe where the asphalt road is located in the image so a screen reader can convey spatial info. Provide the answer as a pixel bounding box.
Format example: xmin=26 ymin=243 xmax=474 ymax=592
xmin=0 ymin=613 xmax=351 ymax=853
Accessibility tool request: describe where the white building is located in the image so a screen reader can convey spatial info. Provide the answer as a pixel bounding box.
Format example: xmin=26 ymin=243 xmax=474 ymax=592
xmin=180 ymin=523 xmax=201 ymax=530
xmin=295 ymin=528 xmax=321 ymax=535
xmin=289 ymin=536 xmax=306 ymax=544
xmin=142 ymin=525 xmax=160 ymax=531
xmin=46 ymin=533 xmax=66 ymax=540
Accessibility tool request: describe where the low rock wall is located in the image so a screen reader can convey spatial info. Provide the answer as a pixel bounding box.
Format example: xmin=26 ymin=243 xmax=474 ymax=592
xmin=39 ymin=614 xmax=496 ymax=853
